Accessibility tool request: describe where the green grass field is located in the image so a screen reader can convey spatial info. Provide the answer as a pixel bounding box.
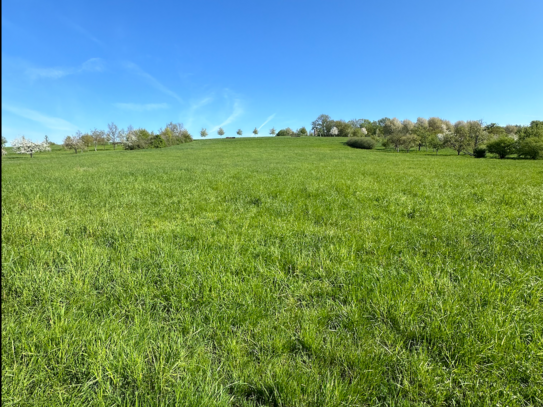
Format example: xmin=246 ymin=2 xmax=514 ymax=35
xmin=2 ymin=137 xmax=542 ymax=406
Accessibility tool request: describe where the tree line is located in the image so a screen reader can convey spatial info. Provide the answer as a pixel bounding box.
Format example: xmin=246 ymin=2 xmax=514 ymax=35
xmin=63 ymin=122 xmax=193 ymax=153
xmin=307 ymin=115 xmax=543 ymax=159
xmin=3 ymin=117 xmax=542 ymax=159
xmin=2 ymin=122 xmax=194 ymax=157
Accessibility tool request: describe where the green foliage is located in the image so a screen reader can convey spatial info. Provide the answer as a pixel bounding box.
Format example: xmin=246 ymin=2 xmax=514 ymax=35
xmin=297 ymin=127 xmax=308 ymax=136
xmin=161 ymin=128 xmax=174 ymax=145
xmin=149 ymin=134 xmax=167 ymax=148
xmin=516 ymin=120 xmax=543 ymax=141
xmin=486 ymin=136 xmax=516 ymax=158
xmin=276 ymin=129 xmax=290 ymax=137
xmin=311 ymin=114 xmax=333 ymax=136
xmin=346 ymin=137 xmax=376 ymax=149
xmin=400 ymin=134 xmax=419 ymax=152
xmin=350 ymin=127 xmax=363 ymax=138
xmin=331 ymin=120 xmax=353 ymax=137
xmin=236 ymin=129 xmax=243 ymax=136
xmin=124 ymin=129 xmax=151 ymax=150
xmin=217 ymin=127 xmax=225 ymax=136
xmin=473 ymin=146 xmax=487 ymax=158
xmin=179 ymin=130 xmax=193 ymax=144
xmin=427 ymin=134 xmax=444 ymax=155
xmin=517 ymin=137 xmax=543 ymax=159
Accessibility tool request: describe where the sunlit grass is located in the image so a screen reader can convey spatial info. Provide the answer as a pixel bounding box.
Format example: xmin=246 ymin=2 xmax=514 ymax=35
xmin=2 ymin=137 xmax=542 ymax=406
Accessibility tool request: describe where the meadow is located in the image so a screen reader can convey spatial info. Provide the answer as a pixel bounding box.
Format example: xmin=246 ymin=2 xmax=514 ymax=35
xmin=2 ymin=137 xmax=542 ymax=406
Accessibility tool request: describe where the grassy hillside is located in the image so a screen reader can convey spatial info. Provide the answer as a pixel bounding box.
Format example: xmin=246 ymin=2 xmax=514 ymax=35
xmin=2 ymin=137 xmax=542 ymax=406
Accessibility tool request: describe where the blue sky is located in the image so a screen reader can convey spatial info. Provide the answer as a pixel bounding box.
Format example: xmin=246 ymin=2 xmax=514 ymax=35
xmin=2 ymin=0 xmax=542 ymax=143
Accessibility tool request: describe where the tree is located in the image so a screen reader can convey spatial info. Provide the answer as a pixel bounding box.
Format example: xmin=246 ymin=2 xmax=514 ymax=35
xmin=504 ymin=125 xmax=519 ymax=136
xmin=330 ymin=120 xmax=353 ymax=137
xmin=487 ymin=136 xmax=516 ymax=158
xmin=81 ymin=134 xmax=94 ymax=148
xmin=161 ymin=128 xmax=174 ymax=145
xmin=63 ymin=131 xmax=85 ymax=154
xmin=253 ymin=127 xmax=259 ymax=136
xmin=484 ymin=123 xmax=505 ymax=138
xmin=428 ymin=117 xmax=444 ymax=136
xmin=413 ymin=117 xmax=429 ymax=150
xmin=383 ymin=118 xmax=403 ymax=152
xmin=237 ymin=129 xmax=243 ymax=136
xmin=122 ymin=128 xmax=151 ymax=150
xmin=351 ymin=127 xmax=363 ymax=137
xmin=217 ymin=127 xmax=225 ymax=136
xmin=1 ymin=136 xmax=7 ymax=156
xmin=11 ymin=136 xmax=51 ymax=158
xmin=467 ymin=120 xmax=486 ymax=150
xmin=107 ymin=122 xmax=120 ymax=150
xmin=516 ymin=120 xmax=543 ymax=141
xmin=361 ymin=127 xmax=368 ymax=136
xmin=447 ymin=121 xmax=470 ymax=155
xmin=518 ymin=137 xmax=543 ymax=159
xmin=330 ymin=126 xmax=339 ymax=137
xmin=149 ymin=134 xmax=167 ymax=148
xmin=400 ymin=134 xmax=419 ymax=152
xmin=402 ymin=119 xmax=414 ymax=135
xmin=297 ymin=127 xmax=308 ymax=136
xmin=311 ymin=114 xmax=332 ymax=137
xmin=428 ymin=133 xmax=445 ymax=155
xmin=91 ymin=128 xmax=106 ymax=151
xmin=162 ymin=122 xmax=191 ymax=144
xmin=269 ymin=127 xmax=276 ymax=136
xmin=276 ymin=129 xmax=290 ymax=137
xmin=200 ymin=128 xmax=208 ymax=138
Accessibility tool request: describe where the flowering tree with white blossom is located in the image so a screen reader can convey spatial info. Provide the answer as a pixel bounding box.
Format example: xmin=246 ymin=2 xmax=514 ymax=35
xmin=63 ymin=131 xmax=86 ymax=154
xmin=330 ymin=127 xmax=339 ymax=137
xmin=11 ymin=136 xmax=50 ymax=158
xmin=2 ymin=136 xmax=7 ymax=156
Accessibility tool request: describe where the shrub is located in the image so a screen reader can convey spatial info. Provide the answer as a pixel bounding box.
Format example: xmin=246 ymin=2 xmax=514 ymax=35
xmin=518 ymin=137 xmax=543 ymax=159
xmin=276 ymin=128 xmax=294 ymax=137
xmin=486 ymin=136 xmax=516 ymax=159
xmin=275 ymin=129 xmax=290 ymax=137
xmin=346 ymin=137 xmax=376 ymax=150
xmin=179 ymin=130 xmax=193 ymax=144
xmin=473 ymin=147 xmax=487 ymax=158
xmin=297 ymin=127 xmax=308 ymax=136
xmin=149 ymin=134 xmax=167 ymax=149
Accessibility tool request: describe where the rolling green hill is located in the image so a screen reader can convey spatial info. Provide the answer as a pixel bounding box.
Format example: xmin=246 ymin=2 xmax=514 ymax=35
xmin=2 ymin=137 xmax=542 ymax=406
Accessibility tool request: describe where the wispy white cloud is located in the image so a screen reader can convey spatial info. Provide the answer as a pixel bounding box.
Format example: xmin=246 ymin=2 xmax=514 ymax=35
xmin=185 ymin=96 xmax=214 ymax=129
xmin=24 ymin=58 xmax=105 ymax=80
xmin=114 ymin=103 xmax=169 ymax=112
xmin=65 ymin=21 xmax=105 ymax=47
xmin=210 ymin=99 xmax=244 ymax=133
xmin=80 ymin=58 xmax=105 ymax=72
xmin=2 ymin=104 xmax=79 ymax=132
xmin=25 ymin=67 xmax=71 ymax=80
xmin=124 ymin=62 xmax=183 ymax=103
xmin=258 ymin=113 xmax=276 ymax=131
xmin=191 ymin=96 xmax=213 ymax=111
